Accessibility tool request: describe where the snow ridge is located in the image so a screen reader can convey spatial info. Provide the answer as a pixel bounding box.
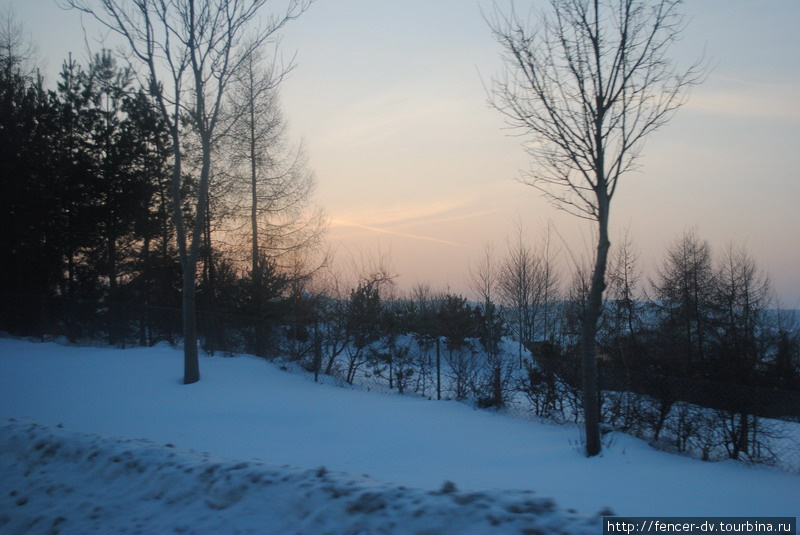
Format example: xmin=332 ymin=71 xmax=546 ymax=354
xmin=1 ymin=418 xmax=603 ymax=535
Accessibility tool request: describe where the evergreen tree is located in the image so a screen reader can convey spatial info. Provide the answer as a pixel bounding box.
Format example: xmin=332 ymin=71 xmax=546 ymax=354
xmin=652 ymin=230 xmax=716 ymax=376
xmin=0 ymin=64 xmax=61 ymax=334
xmin=710 ymin=244 xmax=771 ymax=385
xmin=54 ymin=54 xmax=98 ymax=301
xmin=123 ymin=89 xmax=181 ymax=312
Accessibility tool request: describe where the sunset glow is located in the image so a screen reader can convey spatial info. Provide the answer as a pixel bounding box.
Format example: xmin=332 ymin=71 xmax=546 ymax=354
xmin=15 ymin=0 xmax=800 ymax=304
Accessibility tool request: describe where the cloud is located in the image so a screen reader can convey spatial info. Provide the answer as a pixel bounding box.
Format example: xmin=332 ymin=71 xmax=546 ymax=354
xmin=389 ymin=207 xmax=502 ymax=230
xmin=329 ymin=193 xmax=502 ymax=249
xmin=318 ymin=88 xmax=474 ymax=149
xmin=685 ymin=79 xmax=800 ymax=120
xmin=331 ymin=219 xmax=468 ymax=248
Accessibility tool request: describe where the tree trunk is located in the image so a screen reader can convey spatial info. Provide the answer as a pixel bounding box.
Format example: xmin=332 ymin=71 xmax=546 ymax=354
xmin=182 ymin=264 xmax=200 ymax=384
xmin=108 ymin=232 xmax=118 ymax=346
xmin=139 ymin=234 xmax=150 ymax=347
xmin=249 ymin=62 xmax=259 ymax=280
xmin=248 ymin=87 xmax=268 ymax=357
xmin=582 ymin=197 xmax=611 ymax=457
xmin=313 ymin=322 xmax=321 ymax=383
xmin=436 ymin=337 xmax=441 ymax=401
xmin=203 ymin=199 xmax=216 ymax=356
xmin=181 ymin=132 xmax=212 ymax=384
xmin=493 ymin=365 xmax=503 ymax=407
xmin=168 ymin=118 xmax=201 ymax=385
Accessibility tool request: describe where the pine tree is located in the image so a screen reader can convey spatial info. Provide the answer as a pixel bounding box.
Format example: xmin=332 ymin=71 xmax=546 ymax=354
xmin=0 ymin=64 xmax=61 ymax=334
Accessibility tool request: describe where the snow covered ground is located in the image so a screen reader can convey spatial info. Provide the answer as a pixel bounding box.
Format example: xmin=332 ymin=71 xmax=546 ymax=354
xmin=1 ymin=419 xmax=602 ymax=534
xmin=1 ymin=337 xmax=798 ymax=533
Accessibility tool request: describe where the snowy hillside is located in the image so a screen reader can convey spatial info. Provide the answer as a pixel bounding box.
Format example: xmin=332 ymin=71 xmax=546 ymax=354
xmin=1 ymin=337 xmax=799 ymax=534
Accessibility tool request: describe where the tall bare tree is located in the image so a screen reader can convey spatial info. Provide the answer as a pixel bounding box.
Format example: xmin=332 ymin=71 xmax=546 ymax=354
xmin=0 ymin=4 xmax=38 ymax=78
xmin=226 ymin=41 xmax=325 ymax=292
xmin=537 ymin=221 xmax=562 ymax=344
xmin=606 ymin=229 xmax=643 ymax=348
xmin=499 ymin=224 xmax=542 ymax=367
xmin=468 ymin=242 xmax=504 ymax=405
xmin=64 ymin=0 xmax=312 ymax=383
xmin=489 ymin=0 xmax=703 ymax=455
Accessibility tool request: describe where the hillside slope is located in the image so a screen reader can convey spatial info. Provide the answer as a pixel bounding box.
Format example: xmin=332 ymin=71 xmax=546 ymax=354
xmin=1 ymin=337 xmax=798 ymax=532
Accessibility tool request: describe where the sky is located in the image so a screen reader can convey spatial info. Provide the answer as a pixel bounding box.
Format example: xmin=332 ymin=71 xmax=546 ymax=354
xmin=9 ymin=0 xmax=800 ymax=305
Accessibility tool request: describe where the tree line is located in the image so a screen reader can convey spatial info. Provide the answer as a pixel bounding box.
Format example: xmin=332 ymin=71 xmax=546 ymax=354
xmin=301 ymin=228 xmax=799 ymax=465
xmin=1 ymin=3 xmax=796 ymax=404
xmin=2 ymin=1 xmax=797 ymax=465
xmin=0 ymin=4 xmax=322 ymax=357
xmin=311 ymin=226 xmax=799 ymax=399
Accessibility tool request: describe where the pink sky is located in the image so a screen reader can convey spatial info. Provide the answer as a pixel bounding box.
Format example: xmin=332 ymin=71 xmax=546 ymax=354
xmin=14 ymin=0 xmax=800 ymax=305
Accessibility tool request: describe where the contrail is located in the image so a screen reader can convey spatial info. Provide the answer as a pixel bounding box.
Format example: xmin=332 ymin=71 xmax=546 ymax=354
xmin=331 ymin=219 xmax=468 ymax=248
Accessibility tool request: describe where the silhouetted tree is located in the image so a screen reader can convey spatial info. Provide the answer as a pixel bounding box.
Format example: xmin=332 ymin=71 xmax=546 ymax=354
xmin=0 ymin=61 xmax=60 ymax=333
xmin=489 ymin=0 xmax=704 ymax=455
xmin=652 ymin=230 xmax=716 ymax=375
xmin=66 ymin=0 xmax=313 ymax=383
xmin=344 ymin=280 xmax=382 ymax=384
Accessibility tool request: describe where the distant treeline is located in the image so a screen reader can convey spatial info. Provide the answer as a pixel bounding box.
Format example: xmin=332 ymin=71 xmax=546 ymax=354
xmin=2 ymin=46 xmax=798 ymax=395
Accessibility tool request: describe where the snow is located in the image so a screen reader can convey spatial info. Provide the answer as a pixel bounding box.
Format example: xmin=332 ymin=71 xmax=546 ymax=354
xmin=1 ymin=419 xmax=599 ymax=535
xmin=1 ymin=337 xmax=798 ymax=533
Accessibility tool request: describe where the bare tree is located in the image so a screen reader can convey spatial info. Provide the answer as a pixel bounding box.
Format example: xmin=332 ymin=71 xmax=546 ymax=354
xmin=312 ymin=269 xmax=352 ymax=377
xmin=498 ymin=223 xmax=542 ymax=367
xmin=537 ymin=221 xmax=562 ymax=344
xmin=468 ymin=242 xmax=504 ymax=405
xmin=226 ymin=40 xmax=326 ymax=287
xmin=313 ymin=247 xmax=394 ymax=381
xmin=605 ymin=228 xmax=643 ymax=352
xmin=468 ymin=243 xmax=499 ymax=318
xmin=0 ymin=4 xmax=38 ymax=77
xmin=469 ymin=243 xmax=501 ymax=358
xmin=64 ymin=0 xmax=312 ymax=383
xmin=489 ymin=0 xmax=703 ymax=455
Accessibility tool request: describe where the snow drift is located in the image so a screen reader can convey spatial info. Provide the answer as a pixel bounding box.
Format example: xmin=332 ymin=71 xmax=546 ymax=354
xmin=0 ymin=418 xmax=601 ymax=535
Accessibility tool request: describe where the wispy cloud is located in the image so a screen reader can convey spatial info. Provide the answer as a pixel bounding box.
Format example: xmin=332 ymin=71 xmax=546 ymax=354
xmin=331 ymin=218 xmax=468 ymax=248
xmin=355 ymin=196 xmax=501 ymax=229
xmin=686 ymin=78 xmax=800 ymax=120
xmin=329 ymin=193 xmax=502 ymax=249
xmin=388 ymin=207 xmax=502 ymax=230
xmin=318 ymin=87 xmax=474 ymax=149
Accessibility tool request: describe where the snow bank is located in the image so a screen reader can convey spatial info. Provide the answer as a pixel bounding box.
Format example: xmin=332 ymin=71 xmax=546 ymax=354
xmin=0 ymin=418 xmax=602 ymax=535
xmin=2 ymin=338 xmax=799 ymax=528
